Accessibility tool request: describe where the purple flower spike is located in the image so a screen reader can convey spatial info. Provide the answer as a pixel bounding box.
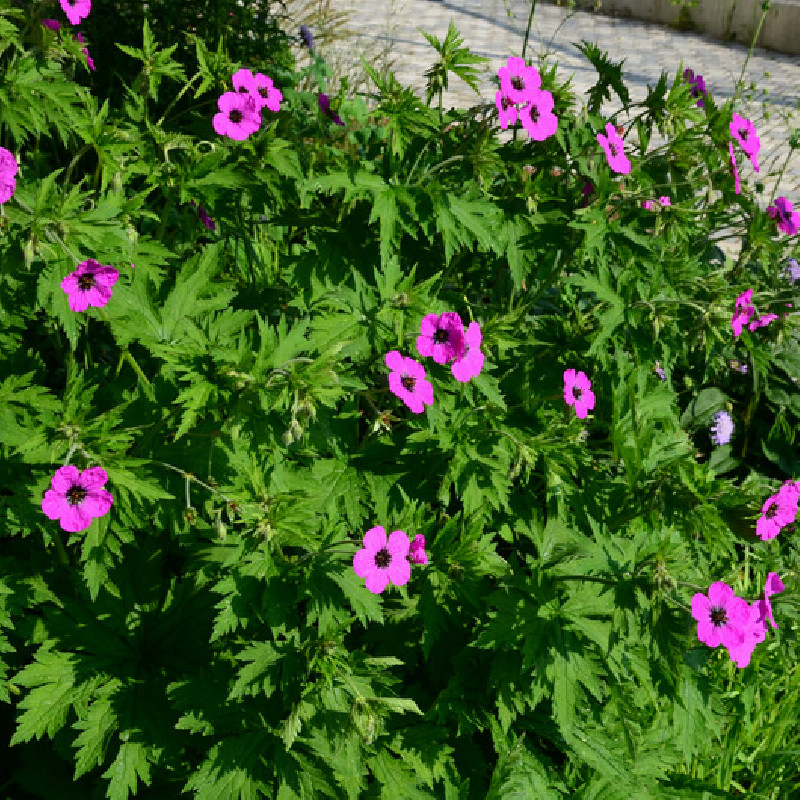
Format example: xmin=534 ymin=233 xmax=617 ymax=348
xmin=299 ymin=24 xmax=314 ymax=50
xmin=451 ymin=321 xmax=484 ymax=383
xmin=61 ymin=259 xmax=119 ymax=312
xmin=691 ymin=582 xmax=750 ymax=650
xmin=767 ymin=196 xmax=799 ymax=236
xmin=564 ymin=368 xmax=595 ymax=420
xmin=42 ymin=465 xmax=113 ymax=533
xmin=417 ymin=312 xmax=466 ymax=364
xmin=683 ymin=68 xmax=708 ymax=107
xmin=318 ymin=93 xmax=344 ymax=126
xmin=710 ymin=411 xmax=734 ymax=446
xmin=353 ymin=526 xmax=411 ymax=594
xmin=597 ymin=122 xmax=630 ymax=175
xmin=386 ymin=351 xmax=434 ymax=414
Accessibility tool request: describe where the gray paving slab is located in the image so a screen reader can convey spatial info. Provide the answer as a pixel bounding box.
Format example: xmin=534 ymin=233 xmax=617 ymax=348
xmin=306 ymin=0 xmax=800 ymax=206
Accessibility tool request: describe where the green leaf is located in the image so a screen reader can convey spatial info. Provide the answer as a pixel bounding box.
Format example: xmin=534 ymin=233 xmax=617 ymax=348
xmin=103 ymin=742 xmax=152 ymax=800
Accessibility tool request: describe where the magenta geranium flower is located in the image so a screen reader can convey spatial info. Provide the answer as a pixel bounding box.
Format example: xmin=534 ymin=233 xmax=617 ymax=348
xmin=75 ymin=32 xmax=95 ymax=71
xmin=767 ymin=196 xmax=799 ymax=236
xmin=353 ymin=526 xmax=411 ymax=594
xmin=756 ymin=490 xmax=796 ymax=541
xmin=498 ymin=56 xmax=541 ymax=104
xmin=726 ymin=601 xmax=766 ymax=667
xmin=451 ymin=321 xmax=484 ymax=383
xmin=386 ymin=351 xmax=434 ymax=414
xmin=748 ymin=312 xmax=777 ymax=332
xmin=59 ymin=0 xmax=91 ymax=26
xmin=190 ymin=199 xmax=216 ymax=230
xmin=758 ymin=572 xmax=785 ymax=630
xmin=495 ymin=91 xmax=518 ymax=129
xmin=730 ymin=112 xmax=760 ymax=171
xmin=42 ymin=18 xmax=62 ymax=31
xmin=683 ymin=68 xmax=707 ymax=108
xmin=597 ymin=122 xmax=630 ymax=175
xmin=213 ymin=91 xmax=261 ymax=140
xmin=731 ymin=289 xmax=755 ymax=337
xmin=728 ymin=141 xmax=740 ymax=195
xmin=61 ymin=259 xmax=119 ymax=312
xmin=252 ymin=72 xmax=282 ymax=113
xmin=417 ymin=312 xmax=466 ymax=364
xmin=0 ymin=146 xmax=17 ymax=205
xmin=409 ymin=534 xmax=428 ymax=565
xmin=691 ymin=581 xmax=750 ymax=650
xmin=564 ymin=368 xmax=595 ymax=419
xmin=42 ymin=465 xmax=113 ymax=533
xmin=519 ymin=89 xmax=558 ymax=142
xmin=642 ymin=196 xmax=671 ymax=211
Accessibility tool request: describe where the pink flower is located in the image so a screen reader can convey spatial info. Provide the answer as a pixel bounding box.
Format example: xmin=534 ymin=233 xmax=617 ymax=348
xmin=190 ymin=200 xmax=216 ymax=230
xmin=726 ymin=601 xmax=766 ymax=668
xmin=519 ymin=89 xmax=558 ymax=141
xmin=729 ymin=141 xmax=740 ymax=195
xmin=0 ymin=146 xmax=17 ymax=205
xmin=318 ymin=93 xmax=344 ymax=126
xmin=42 ymin=465 xmax=113 ymax=533
xmin=642 ymin=196 xmax=671 ymax=211
xmin=353 ymin=526 xmax=411 ymax=594
xmin=451 ymin=321 xmax=484 ymax=383
xmin=232 ymin=68 xmax=282 ymax=113
xmin=691 ymin=582 xmax=750 ymax=650
xmin=498 ymin=56 xmax=541 ymax=104
xmin=756 ymin=490 xmax=796 ymax=540
xmin=213 ymin=91 xmax=261 ymax=140
xmin=757 ymin=572 xmax=785 ymax=630
xmin=767 ymin=196 xmax=799 ymax=236
xmin=417 ymin=312 xmax=466 ymax=364
xmin=75 ymin=34 xmax=95 ymax=71
xmin=597 ymin=122 xmax=630 ymax=175
xmin=409 ymin=534 xmax=428 ymax=565
xmin=61 ymin=259 xmax=119 ymax=312
xmin=564 ymin=368 xmax=595 ymax=419
xmin=386 ymin=351 xmax=434 ymax=414
xmin=59 ymin=0 xmax=91 ymax=26
xmin=495 ymin=91 xmax=518 ymax=129
xmin=748 ymin=312 xmax=777 ymax=331
xmin=41 ymin=18 xmax=62 ymax=31
xmin=730 ymin=113 xmax=760 ymax=171
xmin=731 ymin=289 xmax=755 ymax=337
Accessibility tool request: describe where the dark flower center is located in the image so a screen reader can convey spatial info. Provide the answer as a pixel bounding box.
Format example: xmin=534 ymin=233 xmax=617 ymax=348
xmin=511 ymin=76 xmax=523 ymax=91
xmin=709 ymin=606 xmax=727 ymax=626
xmin=609 ymin=142 xmax=618 ymax=157
xmin=739 ymin=128 xmax=748 ymax=141
xmin=237 ymin=86 xmax=248 ymax=93
xmin=66 ymin=484 xmax=87 ymax=505
xmin=230 ymin=109 xmax=243 ymax=123
xmin=374 ymin=548 xmax=391 ymax=568
xmin=573 ymin=386 xmax=583 ymax=401
xmin=530 ymin=103 xmax=540 ymax=123
xmin=401 ymin=374 xmax=416 ymax=391
xmin=433 ymin=329 xmax=449 ymax=344
xmin=766 ymin=502 xmax=779 ymax=519
xmin=78 ymin=274 xmax=96 ymax=291
xmin=258 ymin=86 xmax=270 ymax=98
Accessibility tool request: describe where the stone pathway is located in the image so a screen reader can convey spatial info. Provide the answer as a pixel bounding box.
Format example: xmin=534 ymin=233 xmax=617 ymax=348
xmin=311 ymin=0 xmax=800 ymax=200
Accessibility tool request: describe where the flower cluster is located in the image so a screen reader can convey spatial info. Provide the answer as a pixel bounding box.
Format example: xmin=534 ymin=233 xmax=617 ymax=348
xmin=710 ymin=410 xmax=734 ymax=446
xmin=0 ymin=146 xmax=17 ymax=204
xmin=731 ymin=289 xmax=776 ymax=337
xmin=42 ymin=466 xmax=113 ymax=533
xmin=353 ymin=527 xmax=427 ymax=594
xmin=766 ymin=196 xmax=799 ymax=236
xmin=495 ymin=57 xmax=558 ymax=142
xmin=61 ymin=258 xmax=119 ymax=312
xmin=597 ymin=122 xmax=630 ymax=175
xmin=642 ymin=195 xmax=670 ymax=211
xmin=213 ymin=68 xmax=282 ymax=141
xmin=756 ymin=481 xmax=799 ymax=541
xmin=683 ymin=68 xmax=708 ymax=108
xmin=692 ymin=575 xmax=784 ymax=668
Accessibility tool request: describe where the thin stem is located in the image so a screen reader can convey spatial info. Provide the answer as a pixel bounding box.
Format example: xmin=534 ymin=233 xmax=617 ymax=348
xmin=733 ymin=2 xmax=771 ymax=104
xmin=151 ymin=460 xmax=234 ymax=503
xmin=513 ymin=0 xmax=537 ymax=144
xmin=769 ymin=144 xmax=793 ymax=205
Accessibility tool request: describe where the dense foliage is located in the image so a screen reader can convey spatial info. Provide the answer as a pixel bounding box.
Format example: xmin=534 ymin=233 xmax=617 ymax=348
xmin=1 ymin=0 xmax=799 ymax=796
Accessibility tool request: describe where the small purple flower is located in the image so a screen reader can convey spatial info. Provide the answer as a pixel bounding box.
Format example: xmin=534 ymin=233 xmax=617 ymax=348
xmin=353 ymin=526 xmax=411 ymax=594
xmin=767 ymin=196 xmax=799 ymax=236
xmin=417 ymin=312 xmax=466 ymax=364
xmin=451 ymin=321 xmax=484 ymax=383
xmin=41 ymin=18 xmax=62 ymax=31
xmin=61 ymin=259 xmax=119 ymax=312
xmin=683 ymin=68 xmax=708 ymax=107
xmin=730 ymin=112 xmax=760 ymax=171
xmin=386 ymin=351 xmax=434 ymax=414
xmin=190 ymin=200 xmax=216 ymax=230
xmin=409 ymin=534 xmax=428 ymax=566
xmin=784 ymin=259 xmax=800 ymax=283
xmin=318 ymin=93 xmax=344 ymax=126
xmin=299 ymin=24 xmax=314 ymax=50
xmin=564 ymin=369 xmax=595 ymax=420
xmin=654 ymin=361 xmax=666 ymax=381
xmin=710 ymin=410 xmax=734 ymax=446
xmin=42 ymin=465 xmax=113 ymax=533
xmin=597 ymin=122 xmax=630 ymax=175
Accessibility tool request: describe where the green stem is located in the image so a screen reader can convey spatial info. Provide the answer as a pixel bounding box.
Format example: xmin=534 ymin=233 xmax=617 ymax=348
xmin=513 ymin=0 xmax=538 ymax=144
xmin=733 ymin=1 xmax=771 ymax=104
xmin=769 ymin=143 xmax=793 ymax=205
